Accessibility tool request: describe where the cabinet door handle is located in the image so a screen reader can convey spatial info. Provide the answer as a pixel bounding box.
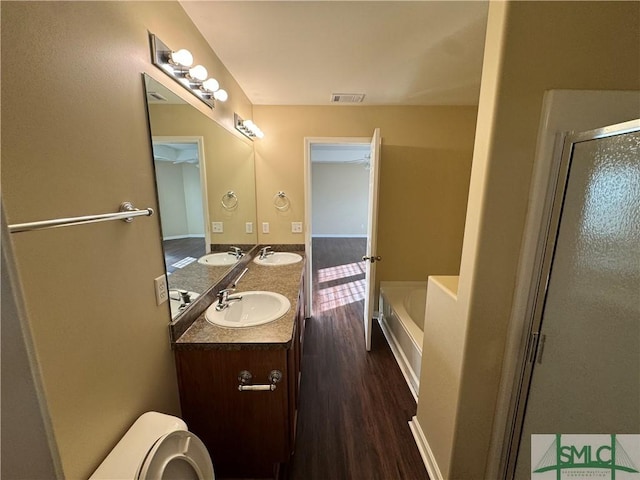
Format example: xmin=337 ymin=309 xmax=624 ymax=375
xmin=238 ymin=384 xmax=277 ymax=392
xmin=237 ymin=369 xmax=282 ymax=392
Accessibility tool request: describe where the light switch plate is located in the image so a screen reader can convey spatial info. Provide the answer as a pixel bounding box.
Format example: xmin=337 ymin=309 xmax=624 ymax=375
xmin=291 ymin=222 xmax=303 ymax=233
xmin=262 ymin=222 xmax=270 ymax=234
xmin=212 ymin=221 xmax=223 ymax=233
xmin=245 ymin=222 xmax=253 ymax=234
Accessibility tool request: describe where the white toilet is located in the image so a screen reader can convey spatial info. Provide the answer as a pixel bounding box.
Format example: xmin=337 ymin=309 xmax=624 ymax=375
xmin=90 ymin=411 xmax=214 ymax=480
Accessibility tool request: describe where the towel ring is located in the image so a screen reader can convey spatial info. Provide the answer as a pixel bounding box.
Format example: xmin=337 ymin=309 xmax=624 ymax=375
xmin=221 ymin=191 xmax=239 ymax=211
xmin=273 ymin=191 xmax=290 ymax=211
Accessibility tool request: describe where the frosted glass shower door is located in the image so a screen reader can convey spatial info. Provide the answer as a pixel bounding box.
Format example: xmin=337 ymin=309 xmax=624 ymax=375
xmin=513 ymin=120 xmax=640 ymax=478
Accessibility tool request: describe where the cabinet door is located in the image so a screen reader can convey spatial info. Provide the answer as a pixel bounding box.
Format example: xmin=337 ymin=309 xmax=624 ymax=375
xmin=175 ymin=349 xmax=290 ymax=477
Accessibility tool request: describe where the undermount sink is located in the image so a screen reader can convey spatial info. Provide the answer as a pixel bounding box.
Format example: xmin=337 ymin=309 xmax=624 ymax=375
xmin=198 ymin=252 xmax=240 ymax=266
xmin=205 ymin=291 xmax=291 ymax=328
xmin=253 ymin=252 xmax=302 ymax=266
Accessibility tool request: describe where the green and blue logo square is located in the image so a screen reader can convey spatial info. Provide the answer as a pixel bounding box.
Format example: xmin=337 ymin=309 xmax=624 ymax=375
xmin=532 ymin=434 xmax=640 ymax=479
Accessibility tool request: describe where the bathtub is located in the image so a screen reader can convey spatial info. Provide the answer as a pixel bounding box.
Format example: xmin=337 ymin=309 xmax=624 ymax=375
xmin=378 ymin=281 xmax=426 ymax=400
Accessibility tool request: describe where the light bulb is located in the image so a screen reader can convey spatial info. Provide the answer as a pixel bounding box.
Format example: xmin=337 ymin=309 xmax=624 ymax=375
xmin=188 ymin=65 xmax=208 ymax=82
xmin=213 ymin=89 xmax=228 ymax=102
xmin=255 ymin=129 xmax=265 ymax=139
xmin=202 ymin=78 xmax=219 ymax=92
xmin=169 ymin=49 xmax=193 ymax=67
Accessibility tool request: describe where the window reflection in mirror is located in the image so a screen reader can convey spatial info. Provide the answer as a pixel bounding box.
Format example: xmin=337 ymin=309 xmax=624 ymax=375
xmin=143 ymin=74 xmax=257 ymax=320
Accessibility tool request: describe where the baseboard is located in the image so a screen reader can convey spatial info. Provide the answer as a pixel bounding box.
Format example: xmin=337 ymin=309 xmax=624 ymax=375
xmin=409 ymin=416 xmax=444 ymax=480
xmin=163 ymin=234 xmax=205 ymax=240
xmin=377 ymin=316 xmax=419 ymax=401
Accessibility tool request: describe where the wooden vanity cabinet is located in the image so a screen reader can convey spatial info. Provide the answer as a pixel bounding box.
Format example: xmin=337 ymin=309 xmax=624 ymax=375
xmin=174 ymin=313 xmax=302 ymax=478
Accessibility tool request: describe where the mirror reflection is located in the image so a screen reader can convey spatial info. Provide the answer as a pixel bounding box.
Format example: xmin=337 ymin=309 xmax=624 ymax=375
xmin=143 ymin=74 xmax=257 ymax=320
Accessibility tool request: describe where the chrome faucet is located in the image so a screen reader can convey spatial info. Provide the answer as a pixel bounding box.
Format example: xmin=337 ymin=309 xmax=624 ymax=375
xmin=169 ymin=289 xmax=192 ymax=311
xmin=228 ymin=246 xmax=244 ymax=259
xmin=215 ymin=288 xmax=243 ymax=311
xmin=170 ymin=289 xmax=191 ymax=304
xmin=259 ymin=246 xmax=274 ymax=260
xmin=215 ymin=267 xmax=249 ymax=311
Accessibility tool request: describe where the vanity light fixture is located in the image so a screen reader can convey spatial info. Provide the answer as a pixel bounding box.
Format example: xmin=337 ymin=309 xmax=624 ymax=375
xmin=234 ymin=113 xmax=264 ymax=140
xmin=150 ymin=33 xmax=228 ymax=109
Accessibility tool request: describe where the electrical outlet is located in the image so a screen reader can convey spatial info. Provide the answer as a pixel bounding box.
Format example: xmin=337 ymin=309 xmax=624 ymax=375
xmin=154 ymin=274 xmax=168 ymax=305
xmin=212 ymin=221 xmax=223 ymax=233
xmin=291 ymin=222 xmax=303 ymax=233
xmin=262 ymin=222 xmax=270 ymax=234
xmin=245 ymin=222 xmax=253 ymax=234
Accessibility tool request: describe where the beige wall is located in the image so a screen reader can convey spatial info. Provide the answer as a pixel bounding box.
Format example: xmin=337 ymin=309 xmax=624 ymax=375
xmin=253 ymin=105 xmax=477 ymax=286
xmin=312 ymin=162 xmax=369 ymax=236
xmin=415 ymin=1 xmax=640 ymax=478
xmin=1 ymin=2 xmax=252 ymax=478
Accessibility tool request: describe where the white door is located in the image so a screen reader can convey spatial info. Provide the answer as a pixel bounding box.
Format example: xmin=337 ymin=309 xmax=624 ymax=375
xmin=511 ymin=120 xmax=640 ymax=478
xmin=362 ymin=128 xmax=381 ymax=351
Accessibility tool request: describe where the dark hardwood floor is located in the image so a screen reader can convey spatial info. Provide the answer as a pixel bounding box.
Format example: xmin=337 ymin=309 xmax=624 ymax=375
xmin=163 ymin=237 xmax=206 ymax=273
xmin=288 ymin=237 xmax=428 ymax=480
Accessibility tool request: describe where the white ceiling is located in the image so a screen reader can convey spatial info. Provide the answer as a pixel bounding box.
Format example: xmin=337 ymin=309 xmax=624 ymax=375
xmin=179 ymin=1 xmax=489 ymax=106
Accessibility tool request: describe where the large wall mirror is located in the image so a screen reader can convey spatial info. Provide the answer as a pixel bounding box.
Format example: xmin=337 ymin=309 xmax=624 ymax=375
xmin=143 ymin=74 xmax=257 ymax=320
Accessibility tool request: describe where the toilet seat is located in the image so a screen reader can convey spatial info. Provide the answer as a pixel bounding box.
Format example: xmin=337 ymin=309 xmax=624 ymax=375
xmin=138 ymin=430 xmax=214 ymax=480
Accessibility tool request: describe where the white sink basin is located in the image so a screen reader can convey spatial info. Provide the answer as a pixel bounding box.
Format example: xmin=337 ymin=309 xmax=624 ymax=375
xmin=169 ymin=291 xmax=199 ymax=318
xmin=205 ymin=291 xmax=291 ymax=328
xmin=253 ymin=252 xmax=302 ymax=266
xmin=198 ymin=252 xmax=239 ymax=266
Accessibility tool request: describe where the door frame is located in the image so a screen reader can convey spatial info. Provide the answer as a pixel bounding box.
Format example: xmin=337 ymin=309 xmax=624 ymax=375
xmin=152 ymin=135 xmax=211 ymax=253
xmin=486 ymin=91 xmax=640 ymax=479
xmin=303 ymin=136 xmax=371 ymax=318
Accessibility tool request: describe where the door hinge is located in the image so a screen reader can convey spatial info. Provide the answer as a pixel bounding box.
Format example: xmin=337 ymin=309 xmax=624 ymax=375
xmin=536 ymin=334 xmax=546 ymax=364
xmin=526 ymin=332 xmax=547 ymax=364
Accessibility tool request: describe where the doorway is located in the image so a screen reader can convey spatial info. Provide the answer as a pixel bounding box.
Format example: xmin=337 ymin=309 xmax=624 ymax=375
xmin=305 ymin=140 xmax=371 ymax=319
xmin=304 ymin=130 xmax=382 ymax=350
xmin=152 ymin=136 xmax=210 ymax=273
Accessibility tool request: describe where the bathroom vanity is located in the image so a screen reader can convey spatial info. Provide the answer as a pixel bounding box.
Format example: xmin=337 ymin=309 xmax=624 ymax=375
xmin=172 ymin=249 xmax=305 ymax=478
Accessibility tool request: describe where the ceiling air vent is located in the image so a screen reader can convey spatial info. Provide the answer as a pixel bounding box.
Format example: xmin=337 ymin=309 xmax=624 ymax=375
xmin=331 ymin=93 xmax=365 ymax=103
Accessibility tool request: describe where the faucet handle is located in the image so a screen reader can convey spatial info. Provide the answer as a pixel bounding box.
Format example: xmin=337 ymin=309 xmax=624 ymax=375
xmin=216 ymin=288 xmax=237 ymax=311
xmin=218 ymin=288 xmax=235 ymax=300
xmin=169 ymin=289 xmax=190 ymax=303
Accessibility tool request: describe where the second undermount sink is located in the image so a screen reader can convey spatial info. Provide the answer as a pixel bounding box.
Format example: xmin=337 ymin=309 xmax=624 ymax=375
xmin=198 ymin=252 xmax=240 ymax=266
xmin=205 ymin=291 xmax=291 ymax=328
xmin=253 ymin=252 xmax=302 ymax=266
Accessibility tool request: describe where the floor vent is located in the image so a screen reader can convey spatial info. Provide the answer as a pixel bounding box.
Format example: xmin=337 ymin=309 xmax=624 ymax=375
xmin=331 ymin=93 xmax=365 ymax=103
